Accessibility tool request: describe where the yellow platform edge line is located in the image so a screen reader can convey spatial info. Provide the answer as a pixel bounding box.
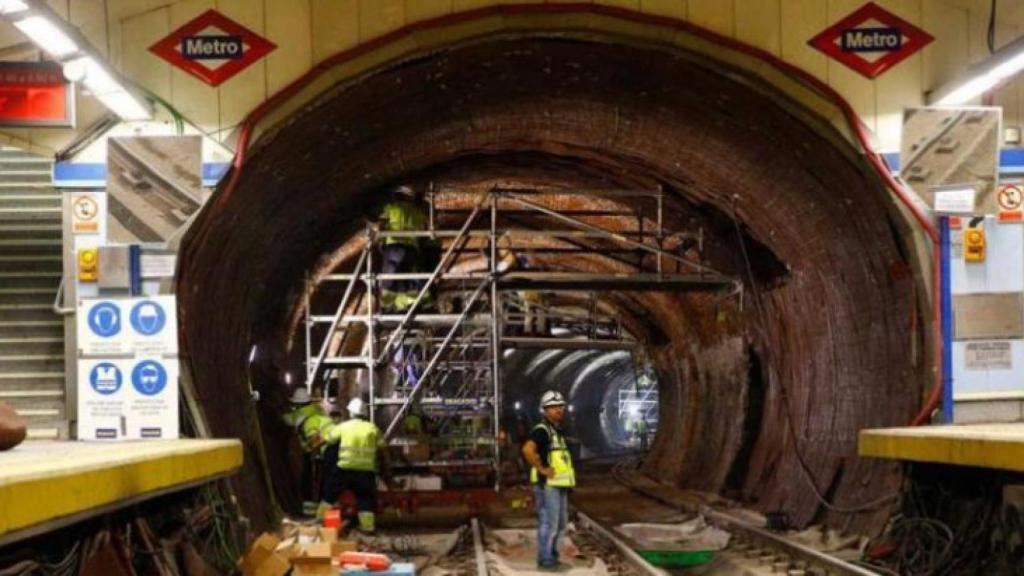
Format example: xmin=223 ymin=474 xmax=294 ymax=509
xmin=858 ymin=429 xmax=1024 ymax=474
xmin=0 ymin=441 xmax=243 ymax=536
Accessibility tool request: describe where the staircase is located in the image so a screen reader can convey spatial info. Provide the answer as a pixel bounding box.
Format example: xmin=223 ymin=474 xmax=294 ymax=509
xmin=0 ymin=146 xmax=65 ymax=439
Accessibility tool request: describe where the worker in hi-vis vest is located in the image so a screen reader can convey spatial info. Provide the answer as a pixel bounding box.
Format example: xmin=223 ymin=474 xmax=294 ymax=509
xmin=521 ymin=390 xmax=576 ymax=571
xmin=378 ymin=185 xmax=433 ymax=312
xmin=319 ymin=397 xmax=392 ymax=533
xmin=282 ymin=387 xmax=334 ymax=503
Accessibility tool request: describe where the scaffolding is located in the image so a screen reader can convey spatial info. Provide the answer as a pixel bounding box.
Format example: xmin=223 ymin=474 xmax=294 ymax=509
xmin=303 ymin=187 xmax=739 ymax=489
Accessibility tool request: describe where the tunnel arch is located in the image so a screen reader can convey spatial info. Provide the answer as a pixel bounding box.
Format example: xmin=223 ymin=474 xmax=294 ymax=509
xmin=180 ymin=7 xmax=926 ymax=533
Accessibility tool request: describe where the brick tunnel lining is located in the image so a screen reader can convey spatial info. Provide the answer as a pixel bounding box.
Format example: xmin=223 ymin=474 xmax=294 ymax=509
xmin=180 ymin=36 xmax=921 ymax=533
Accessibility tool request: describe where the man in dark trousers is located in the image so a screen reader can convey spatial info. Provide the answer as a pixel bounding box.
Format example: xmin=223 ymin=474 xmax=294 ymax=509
xmin=319 ymin=398 xmax=392 ymax=533
xmin=521 ymin=390 xmax=576 ymax=571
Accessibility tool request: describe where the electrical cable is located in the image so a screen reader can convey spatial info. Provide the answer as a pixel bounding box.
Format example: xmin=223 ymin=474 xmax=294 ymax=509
xmin=987 ymin=0 xmax=998 ymax=55
xmin=728 ymin=198 xmax=898 ymax=515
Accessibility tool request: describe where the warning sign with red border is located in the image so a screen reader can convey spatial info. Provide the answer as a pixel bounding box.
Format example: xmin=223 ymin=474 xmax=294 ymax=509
xmin=997 ymin=184 xmax=1024 ymax=223
xmin=72 ymin=193 xmax=99 ymax=234
xmin=149 ymin=10 xmax=276 ymax=87
xmin=808 ymin=2 xmax=933 ymax=79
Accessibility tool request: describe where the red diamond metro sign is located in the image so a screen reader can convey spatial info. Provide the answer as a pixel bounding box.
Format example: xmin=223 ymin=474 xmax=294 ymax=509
xmin=808 ymin=2 xmax=933 ymax=79
xmin=149 ymin=10 xmax=276 ymax=87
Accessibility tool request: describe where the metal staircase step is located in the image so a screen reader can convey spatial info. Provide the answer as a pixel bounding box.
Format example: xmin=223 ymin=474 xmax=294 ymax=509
xmin=0 ymin=354 xmax=64 ymax=372
xmin=0 ymin=257 xmax=62 ymax=274
xmin=0 ymin=271 xmax=61 ymax=289
xmin=0 ymin=147 xmax=49 ymax=159
xmin=0 ymin=223 xmax=61 ymax=240
xmin=0 ymin=320 xmax=63 ymax=338
xmin=0 ymin=236 xmax=60 ymax=248
xmin=0 ymin=389 xmax=64 ymax=401
xmin=0 ymin=207 xmax=61 ymax=220
xmin=0 ymin=173 xmax=52 ymax=185
xmin=0 ymin=158 xmax=51 ymax=169
xmin=0 ymin=303 xmax=54 ymax=322
xmin=0 ymin=181 xmax=54 ymax=189
xmin=0 ymin=287 xmax=57 ymax=305
xmin=0 ymin=337 xmax=63 ymax=356
xmin=0 ymin=194 xmax=60 ymax=208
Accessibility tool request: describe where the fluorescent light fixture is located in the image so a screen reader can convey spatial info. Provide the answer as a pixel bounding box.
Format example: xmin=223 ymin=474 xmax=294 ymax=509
xmin=14 ymin=15 xmax=77 ymax=58
xmin=65 ymin=56 xmax=151 ymax=120
xmin=931 ymin=35 xmax=1024 ymax=105
xmin=0 ymin=0 xmax=28 ymax=15
xmin=92 ymin=86 xmax=151 ymax=121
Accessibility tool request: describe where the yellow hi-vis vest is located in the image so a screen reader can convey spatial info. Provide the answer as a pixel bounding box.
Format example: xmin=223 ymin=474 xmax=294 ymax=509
xmin=326 ymin=418 xmax=381 ymax=472
xmin=529 ymin=422 xmax=576 ymax=488
xmin=381 ymin=201 xmax=427 ymax=246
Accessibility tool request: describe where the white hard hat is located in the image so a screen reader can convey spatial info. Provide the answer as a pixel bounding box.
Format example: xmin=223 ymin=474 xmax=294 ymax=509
xmin=393 ymin=185 xmax=415 ymax=198
xmin=540 ymin=390 xmax=567 ymax=409
xmin=347 ymin=397 xmax=365 ymax=417
xmin=289 ymin=387 xmax=311 ymax=404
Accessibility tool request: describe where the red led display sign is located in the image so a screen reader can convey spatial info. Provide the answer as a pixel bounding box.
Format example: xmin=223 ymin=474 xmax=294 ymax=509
xmin=0 ymin=61 xmax=74 ymax=127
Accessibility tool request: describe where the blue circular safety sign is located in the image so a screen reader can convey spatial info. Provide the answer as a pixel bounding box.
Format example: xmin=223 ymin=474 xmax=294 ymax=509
xmin=87 ymin=301 xmax=121 ymax=338
xmin=132 ymin=360 xmax=167 ymax=396
xmin=130 ymin=301 xmax=166 ymax=336
xmin=89 ymin=362 xmax=122 ymax=395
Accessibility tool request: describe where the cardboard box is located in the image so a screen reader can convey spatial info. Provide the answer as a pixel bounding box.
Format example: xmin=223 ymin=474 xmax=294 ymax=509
xmin=237 ymin=533 xmax=290 ymax=576
xmin=303 ymin=542 xmax=332 ymax=559
xmin=332 ymin=540 xmax=358 ymax=555
xmin=298 ymin=525 xmax=319 ymax=544
xmin=319 ymin=527 xmax=338 ymax=543
xmin=292 ymin=555 xmax=334 ymax=576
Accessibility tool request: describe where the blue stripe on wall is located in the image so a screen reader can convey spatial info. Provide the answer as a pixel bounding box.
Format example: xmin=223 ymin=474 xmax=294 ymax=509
xmin=55 ymin=162 xmax=231 ymax=187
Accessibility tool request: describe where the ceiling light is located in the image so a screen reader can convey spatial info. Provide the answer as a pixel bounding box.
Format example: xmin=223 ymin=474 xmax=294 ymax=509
xmin=67 ymin=56 xmax=151 ymax=121
xmin=931 ymin=35 xmax=1024 ymax=105
xmin=13 ymin=15 xmax=77 ymax=58
xmin=0 ymin=0 xmax=28 ymax=15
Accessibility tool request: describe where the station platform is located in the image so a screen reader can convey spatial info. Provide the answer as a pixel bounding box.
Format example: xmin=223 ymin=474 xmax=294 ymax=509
xmin=0 ymin=439 xmax=243 ymax=547
xmin=859 ymin=423 xmax=1024 ymax=473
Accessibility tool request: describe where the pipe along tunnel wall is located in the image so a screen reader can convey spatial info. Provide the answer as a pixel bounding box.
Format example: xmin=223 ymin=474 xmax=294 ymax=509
xmin=179 ymin=35 xmax=925 ymax=534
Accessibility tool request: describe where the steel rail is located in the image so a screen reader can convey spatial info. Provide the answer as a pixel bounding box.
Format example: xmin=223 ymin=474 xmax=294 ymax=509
xmin=574 ymin=511 xmax=668 ymax=576
xmin=471 ymin=517 xmax=488 ymax=576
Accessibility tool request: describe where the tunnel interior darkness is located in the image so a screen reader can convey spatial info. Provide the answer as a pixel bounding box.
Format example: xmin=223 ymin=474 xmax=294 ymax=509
xmin=181 ymin=32 xmax=924 ymax=534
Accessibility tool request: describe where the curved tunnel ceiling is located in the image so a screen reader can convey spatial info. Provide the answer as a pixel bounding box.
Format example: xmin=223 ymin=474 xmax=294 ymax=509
xmin=180 ymin=33 xmax=924 ymax=533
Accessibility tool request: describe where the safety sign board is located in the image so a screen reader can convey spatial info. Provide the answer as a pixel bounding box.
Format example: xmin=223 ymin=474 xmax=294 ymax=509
xmin=78 ymin=358 xmax=127 ymax=440
xmin=997 ymin=184 xmax=1024 ymax=223
xmin=149 ymin=10 xmax=276 ymax=87
xmin=126 ymin=358 xmax=179 ymax=439
xmin=71 ymin=192 xmax=99 ymax=234
xmin=808 ymin=2 xmax=933 ymax=79
xmin=77 ymin=296 xmax=178 ymax=356
xmin=78 ymin=358 xmax=179 ymax=440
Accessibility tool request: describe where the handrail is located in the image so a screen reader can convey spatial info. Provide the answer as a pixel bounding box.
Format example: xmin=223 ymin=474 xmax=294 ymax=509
xmin=52 ymin=278 xmax=74 ymax=316
xmin=499 ymin=192 xmax=727 ymax=277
